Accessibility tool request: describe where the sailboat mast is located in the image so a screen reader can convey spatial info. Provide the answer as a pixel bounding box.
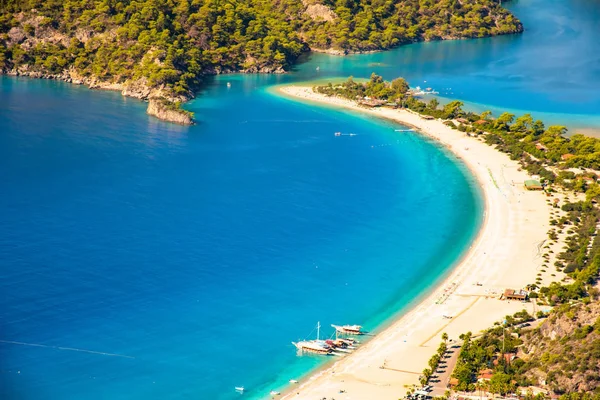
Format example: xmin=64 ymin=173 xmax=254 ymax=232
xmin=317 ymin=321 xmax=320 ymax=341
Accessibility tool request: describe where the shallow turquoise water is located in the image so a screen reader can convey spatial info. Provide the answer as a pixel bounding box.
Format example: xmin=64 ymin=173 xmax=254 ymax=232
xmin=2 ymin=0 xmax=599 ymax=398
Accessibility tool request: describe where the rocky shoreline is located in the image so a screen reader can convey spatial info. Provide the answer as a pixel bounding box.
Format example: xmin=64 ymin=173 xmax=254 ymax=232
xmin=3 ymin=67 xmax=196 ymax=125
xmin=2 ymin=64 xmax=291 ymax=125
xmin=146 ymin=99 xmax=193 ymax=126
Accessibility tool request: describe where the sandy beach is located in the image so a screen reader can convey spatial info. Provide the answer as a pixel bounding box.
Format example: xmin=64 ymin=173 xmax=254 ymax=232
xmin=277 ymin=86 xmax=553 ymax=400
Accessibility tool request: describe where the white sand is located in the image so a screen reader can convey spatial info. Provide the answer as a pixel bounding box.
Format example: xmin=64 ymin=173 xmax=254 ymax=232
xmin=276 ymin=86 xmax=552 ymax=400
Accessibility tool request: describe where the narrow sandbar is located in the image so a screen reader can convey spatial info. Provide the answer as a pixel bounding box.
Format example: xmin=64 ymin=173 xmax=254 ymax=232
xmin=277 ymin=85 xmax=551 ymax=400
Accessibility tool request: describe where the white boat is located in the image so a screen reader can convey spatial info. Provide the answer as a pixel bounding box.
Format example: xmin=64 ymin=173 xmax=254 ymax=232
xmin=335 ymin=338 xmax=357 ymax=346
xmin=334 ymin=132 xmax=341 ymax=136
xmin=293 ymin=322 xmax=332 ymax=355
xmin=292 ymin=339 xmax=331 ymax=354
xmin=331 ymin=324 xmax=364 ymax=335
xmin=227 ymin=82 xmax=231 ymax=88
xmin=270 ymin=390 xmax=281 ymax=395
xmin=289 ymin=379 xmax=298 ymax=383
xmin=235 ymin=386 xmax=244 ymax=392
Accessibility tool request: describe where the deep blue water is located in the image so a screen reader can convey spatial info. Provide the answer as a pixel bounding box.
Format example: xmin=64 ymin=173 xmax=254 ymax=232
xmin=2 ymin=0 xmax=599 ymax=399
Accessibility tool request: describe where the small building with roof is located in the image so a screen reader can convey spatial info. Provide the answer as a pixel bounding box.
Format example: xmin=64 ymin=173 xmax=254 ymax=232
xmin=358 ymin=98 xmax=386 ymax=107
xmin=503 ymin=289 xmax=529 ymax=301
xmin=493 ymin=353 xmax=516 ymax=366
xmin=582 ymin=176 xmax=595 ymax=183
xmin=535 ymin=143 xmax=548 ymax=152
xmin=524 ymin=180 xmax=543 ymax=190
xmin=477 ymin=368 xmax=494 ymax=381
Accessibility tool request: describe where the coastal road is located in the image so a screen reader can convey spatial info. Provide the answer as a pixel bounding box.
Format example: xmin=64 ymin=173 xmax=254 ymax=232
xmin=430 ymin=341 xmax=462 ymax=397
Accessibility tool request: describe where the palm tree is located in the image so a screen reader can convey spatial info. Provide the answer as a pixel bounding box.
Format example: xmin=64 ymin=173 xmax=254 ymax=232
xmin=442 ymin=332 xmax=449 ymax=344
xmin=480 ymin=110 xmax=492 ymax=120
xmin=428 ymin=98 xmax=439 ymax=110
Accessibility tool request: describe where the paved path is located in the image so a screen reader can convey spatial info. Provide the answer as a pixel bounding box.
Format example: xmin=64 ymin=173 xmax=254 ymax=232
xmin=430 ymin=341 xmax=462 ymax=397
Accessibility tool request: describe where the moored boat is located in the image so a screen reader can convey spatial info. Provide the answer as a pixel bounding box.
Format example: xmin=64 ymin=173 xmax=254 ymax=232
xmin=331 ymin=324 xmax=364 ymax=335
xmin=292 ymin=340 xmax=331 ymax=354
xmin=293 ymin=322 xmax=333 ymax=355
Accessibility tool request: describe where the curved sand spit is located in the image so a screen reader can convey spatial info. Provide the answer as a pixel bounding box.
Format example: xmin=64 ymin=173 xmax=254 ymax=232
xmin=276 ymin=85 xmax=552 ymax=400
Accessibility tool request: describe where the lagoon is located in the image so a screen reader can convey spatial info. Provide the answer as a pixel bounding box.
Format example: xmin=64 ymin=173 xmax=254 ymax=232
xmin=1 ymin=0 xmax=599 ymax=398
xmin=0 ymin=75 xmax=480 ymax=399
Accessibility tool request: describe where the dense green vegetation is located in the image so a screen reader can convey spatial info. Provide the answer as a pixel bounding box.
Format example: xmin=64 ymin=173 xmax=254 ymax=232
xmin=0 ymin=0 xmax=522 ymax=101
xmin=451 ymin=310 xmax=534 ymax=394
xmin=315 ymin=73 xmax=410 ymax=101
xmin=302 ymin=0 xmax=522 ymax=51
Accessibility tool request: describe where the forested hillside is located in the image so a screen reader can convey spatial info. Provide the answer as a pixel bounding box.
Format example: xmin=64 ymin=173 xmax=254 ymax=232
xmin=0 ymin=0 xmax=522 ymax=122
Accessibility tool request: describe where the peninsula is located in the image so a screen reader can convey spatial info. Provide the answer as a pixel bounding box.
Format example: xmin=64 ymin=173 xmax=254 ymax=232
xmin=0 ymin=0 xmax=522 ymax=124
xmin=276 ymin=78 xmax=600 ymax=399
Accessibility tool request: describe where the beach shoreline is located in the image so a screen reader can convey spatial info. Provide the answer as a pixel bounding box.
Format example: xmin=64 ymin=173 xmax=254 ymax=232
xmin=274 ymin=85 xmax=552 ymax=400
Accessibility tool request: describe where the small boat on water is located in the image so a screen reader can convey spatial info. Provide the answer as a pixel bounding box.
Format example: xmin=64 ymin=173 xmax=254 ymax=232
xmin=335 ymin=337 xmax=357 ymax=347
xmin=327 ymin=340 xmax=352 ymax=353
xmin=293 ymin=322 xmax=333 ymax=355
xmin=292 ymin=340 xmax=331 ymax=354
xmin=289 ymin=379 xmax=298 ymax=384
xmin=227 ymin=82 xmax=232 ymax=88
xmin=235 ymin=386 xmax=245 ymax=393
xmin=331 ymin=324 xmax=364 ymax=335
xmin=270 ymin=390 xmax=281 ymax=396
xmin=334 ymin=132 xmax=341 ymax=136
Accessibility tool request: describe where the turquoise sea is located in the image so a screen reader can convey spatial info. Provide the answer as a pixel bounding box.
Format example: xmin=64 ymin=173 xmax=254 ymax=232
xmin=1 ymin=0 xmax=599 ymax=399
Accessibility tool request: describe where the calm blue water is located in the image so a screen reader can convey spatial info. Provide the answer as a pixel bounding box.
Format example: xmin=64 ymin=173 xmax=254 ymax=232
xmin=2 ymin=0 xmax=599 ymax=399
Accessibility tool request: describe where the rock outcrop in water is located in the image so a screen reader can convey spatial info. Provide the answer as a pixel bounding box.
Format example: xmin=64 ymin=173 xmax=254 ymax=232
xmin=146 ymin=99 xmax=194 ymax=126
xmin=6 ymin=66 xmax=193 ymax=124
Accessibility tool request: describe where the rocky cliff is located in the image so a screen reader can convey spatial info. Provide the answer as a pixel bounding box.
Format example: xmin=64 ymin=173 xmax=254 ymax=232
xmin=146 ymin=99 xmax=194 ymax=126
xmin=5 ymin=66 xmax=193 ymax=124
xmin=518 ymin=301 xmax=600 ymax=394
